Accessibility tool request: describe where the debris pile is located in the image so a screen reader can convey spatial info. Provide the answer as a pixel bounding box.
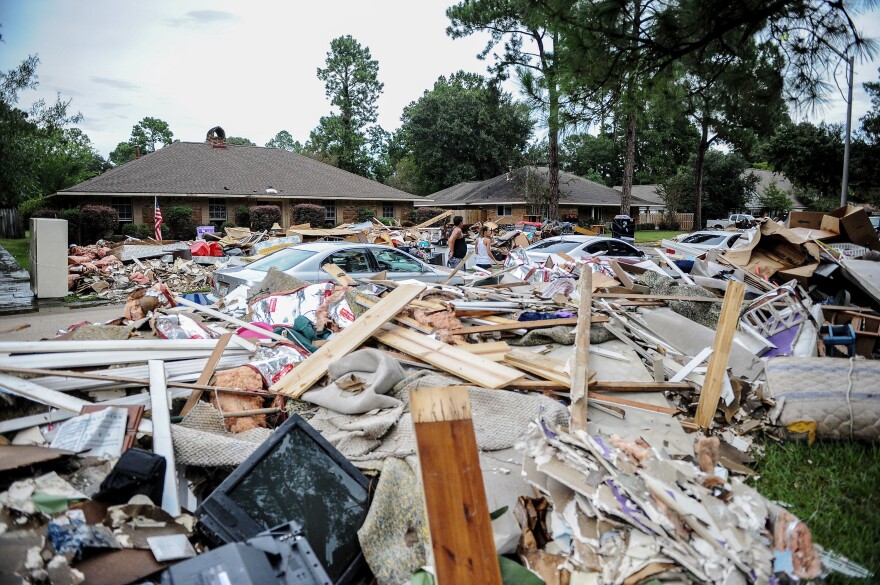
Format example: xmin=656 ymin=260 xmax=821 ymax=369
xmin=3 ymin=210 xmax=880 ymax=584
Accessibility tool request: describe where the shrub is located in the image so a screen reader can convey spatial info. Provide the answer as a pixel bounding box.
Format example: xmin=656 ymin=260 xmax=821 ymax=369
xmin=60 ymin=208 xmax=82 ymax=244
xmin=250 ymin=205 xmax=282 ymax=231
xmin=122 ymin=223 xmax=152 ymax=239
xmin=401 ymin=220 xmax=414 ymax=227
xmin=31 ymin=209 xmax=61 ymax=219
xmin=80 ymin=205 xmax=118 ymax=243
xmin=636 ymin=222 xmax=656 ymax=231
xmin=221 ymin=221 xmax=236 ymax=231
xmin=355 ymin=207 xmax=377 ymax=222
xmin=409 ymin=207 xmax=447 ymax=225
xmin=658 ymin=218 xmax=681 ymax=231
xmin=234 ymin=205 xmax=251 ymax=228
xmin=165 ymin=205 xmax=196 ymax=240
xmin=17 ymin=196 xmax=52 ymax=222
xmin=293 ymin=203 xmax=325 ymax=228
xmin=377 ymin=216 xmax=394 ymax=226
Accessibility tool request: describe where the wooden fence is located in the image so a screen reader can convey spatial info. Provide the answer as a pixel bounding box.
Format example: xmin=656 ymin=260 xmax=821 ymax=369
xmin=0 ymin=209 xmax=24 ymax=239
xmin=637 ymin=212 xmax=693 ymax=231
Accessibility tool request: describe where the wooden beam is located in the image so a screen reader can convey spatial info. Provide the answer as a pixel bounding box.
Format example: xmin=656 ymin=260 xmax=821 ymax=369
xmin=695 ymin=281 xmax=746 ymax=428
xmin=590 ymin=381 xmax=693 ymax=392
xmin=450 ymin=316 xmax=607 ymax=336
xmin=594 ymin=293 xmax=724 ymax=302
xmin=270 ymin=283 xmax=426 ymax=398
xmin=322 ymin=263 xmax=357 ymax=286
xmin=413 ymin=209 xmax=453 ymax=228
xmin=654 ymin=248 xmax=696 ymax=286
xmin=571 ymin=268 xmax=592 ymax=431
xmin=503 ymin=350 xmax=570 ymax=386
xmin=590 ymin=393 xmax=679 ymax=415
xmin=609 ymin=259 xmax=634 ymax=290
xmin=411 ymin=386 xmax=502 ymax=585
xmin=180 ymin=333 xmax=232 ymax=417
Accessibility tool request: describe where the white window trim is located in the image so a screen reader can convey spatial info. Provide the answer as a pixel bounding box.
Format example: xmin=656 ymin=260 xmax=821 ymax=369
xmin=111 ymin=197 xmax=133 ymax=223
xmin=208 ymin=198 xmax=227 ymax=221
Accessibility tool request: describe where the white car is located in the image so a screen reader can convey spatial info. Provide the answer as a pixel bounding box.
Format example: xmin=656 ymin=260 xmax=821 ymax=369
xmin=707 ymin=214 xmax=755 ymax=229
xmin=663 ymin=230 xmax=743 ymax=258
xmin=515 ymin=235 xmax=646 ymax=265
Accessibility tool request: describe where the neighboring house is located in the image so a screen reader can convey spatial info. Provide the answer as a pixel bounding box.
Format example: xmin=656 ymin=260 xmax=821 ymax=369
xmin=55 ymin=128 xmax=423 ymax=228
xmin=416 ymin=166 xmax=645 ymax=224
xmin=613 ymin=184 xmax=666 ymax=213
xmin=743 ymin=168 xmax=805 ymax=212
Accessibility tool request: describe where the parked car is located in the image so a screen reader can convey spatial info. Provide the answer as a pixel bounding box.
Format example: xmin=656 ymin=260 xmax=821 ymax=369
xmin=513 ymin=235 xmax=646 ymax=265
xmin=707 ymin=214 xmax=756 ymax=229
xmin=212 ymin=242 xmax=461 ymax=295
xmin=663 ymin=230 xmax=744 ymax=258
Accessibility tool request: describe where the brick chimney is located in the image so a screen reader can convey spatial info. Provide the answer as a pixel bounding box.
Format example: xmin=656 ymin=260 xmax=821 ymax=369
xmin=206 ymin=126 xmax=227 ymax=148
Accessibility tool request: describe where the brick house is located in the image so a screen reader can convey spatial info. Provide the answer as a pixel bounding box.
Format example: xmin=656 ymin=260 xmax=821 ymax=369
xmin=416 ymin=166 xmax=648 ymax=224
xmin=55 ymin=134 xmax=423 ymax=229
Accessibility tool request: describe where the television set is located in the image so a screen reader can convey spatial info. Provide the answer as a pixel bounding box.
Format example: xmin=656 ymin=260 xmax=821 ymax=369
xmin=195 ymin=415 xmax=371 ymax=585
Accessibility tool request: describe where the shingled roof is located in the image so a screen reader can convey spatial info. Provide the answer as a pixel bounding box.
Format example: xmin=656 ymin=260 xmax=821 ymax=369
xmin=59 ymin=141 xmax=422 ymax=201
xmin=418 ymin=166 xmax=648 ymax=207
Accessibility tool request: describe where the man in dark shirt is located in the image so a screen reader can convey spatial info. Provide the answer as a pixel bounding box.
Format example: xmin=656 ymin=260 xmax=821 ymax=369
xmin=446 ymin=216 xmax=467 ymax=268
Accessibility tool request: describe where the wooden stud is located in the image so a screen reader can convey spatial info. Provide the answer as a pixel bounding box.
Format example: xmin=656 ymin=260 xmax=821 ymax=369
xmin=322 ymin=263 xmax=357 ymax=286
xmin=591 ymin=381 xmax=693 ymax=392
xmin=271 ymin=283 xmax=426 ymax=398
xmin=148 ymin=360 xmax=180 ymax=516
xmin=449 ymin=316 xmax=606 ymax=336
xmin=503 ymin=350 xmax=570 ymax=386
xmin=442 ymin=250 xmax=474 ymax=285
xmin=695 ymin=281 xmax=746 ymax=428
xmin=410 ymin=386 xmax=502 ymax=585
xmin=609 ymin=259 xmax=635 ymax=290
xmin=570 ymin=268 xmax=592 ymax=431
xmin=180 ymin=333 xmax=232 ymax=417
xmin=654 ymin=248 xmax=696 ymax=286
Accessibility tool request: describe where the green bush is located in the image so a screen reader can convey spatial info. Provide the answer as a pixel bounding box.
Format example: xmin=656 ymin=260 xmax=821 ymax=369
xmin=122 ymin=223 xmax=153 ymax=239
xmin=31 ymin=209 xmax=60 ymax=219
xmin=80 ymin=205 xmax=119 ymax=243
xmin=221 ymin=221 xmax=236 ymax=231
xmin=293 ymin=203 xmax=325 ymax=228
xmin=401 ymin=220 xmax=414 ymax=227
xmin=355 ymin=207 xmax=377 ymax=222
xmin=409 ymin=207 xmax=447 ymax=225
xmin=17 ymin=196 xmax=52 ymax=222
xmin=377 ymin=217 xmax=394 ymax=226
xmin=165 ymin=205 xmax=196 ymax=240
xmin=250 ymin=205 xmax=282 ymax=231
xmin=658 ymin=218 xmax=681 ymax=230
xmin=636 ymin=222 xmax=656 ymax=231
xmin=60 ymin=208 xmax=82 ymax=244
xmin=234 ymin=205 xmax=251 ymax=228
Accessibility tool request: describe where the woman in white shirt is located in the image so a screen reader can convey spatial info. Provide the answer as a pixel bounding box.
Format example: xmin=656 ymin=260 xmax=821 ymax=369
xmin=475 ymin=226 xmax=498 ymax=270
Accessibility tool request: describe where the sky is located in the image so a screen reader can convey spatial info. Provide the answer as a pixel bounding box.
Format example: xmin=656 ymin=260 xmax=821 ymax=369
xmin=1 ymin=0 xmax=878 ymax=158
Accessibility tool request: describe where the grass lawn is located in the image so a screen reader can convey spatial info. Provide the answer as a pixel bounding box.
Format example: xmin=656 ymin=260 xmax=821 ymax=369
xmin=634 ymin=230 xmax=685 ymax=244
xmin=752 ymin=439 xmax=880 ymax=583
xmin=0 ymin=234 xmax=30 ymax=270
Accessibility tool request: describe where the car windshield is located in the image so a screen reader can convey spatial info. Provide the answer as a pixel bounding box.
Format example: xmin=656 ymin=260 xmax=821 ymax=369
xmin=528 ymin=239 xmax=583 ymax=253
xmin=682 ymin=234 xmax=728 ymax=245
xmin=245 ymin=248 xmax=316 ymax=272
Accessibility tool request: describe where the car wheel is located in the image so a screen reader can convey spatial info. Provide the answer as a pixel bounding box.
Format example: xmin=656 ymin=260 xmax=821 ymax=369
xmin=713 ymin=224 xmax=723 ymax=229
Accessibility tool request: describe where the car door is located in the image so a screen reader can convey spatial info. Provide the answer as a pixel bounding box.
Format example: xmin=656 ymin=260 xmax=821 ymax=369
xmin=606 ymin=239 xmax=644 ymax=259
xmin=369 ymin=247 xmax=435 ymax=282
xmin=318 ymin=248 xmax=376 ymax=281
xmin=579 ymin=240 xmax=609 ymax=258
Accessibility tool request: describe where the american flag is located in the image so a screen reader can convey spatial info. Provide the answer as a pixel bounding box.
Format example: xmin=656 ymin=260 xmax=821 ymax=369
xmin=154 ymin=199 xmax=163 ymax=240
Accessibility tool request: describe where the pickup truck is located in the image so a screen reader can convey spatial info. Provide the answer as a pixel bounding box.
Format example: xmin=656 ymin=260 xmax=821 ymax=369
xmin=708 ymin=214 xmax=755 ymax=229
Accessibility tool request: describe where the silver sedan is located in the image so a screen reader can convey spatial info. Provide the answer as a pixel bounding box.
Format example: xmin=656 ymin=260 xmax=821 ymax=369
xmin=212 ymin=242 xmax=458 ymax=294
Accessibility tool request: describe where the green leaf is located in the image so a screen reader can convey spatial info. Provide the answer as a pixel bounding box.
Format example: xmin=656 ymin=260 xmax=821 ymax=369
xmin=498 ymin=556 xmax=544 ymax=585
xmin=490 ymin=505 xmax=509 ymax=520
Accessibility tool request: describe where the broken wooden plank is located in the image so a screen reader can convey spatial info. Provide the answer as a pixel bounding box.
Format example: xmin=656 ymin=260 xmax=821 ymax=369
xmin=374 ymin=324 xmax=523 ymax=389
xmin=594 ymin=292 xmax=724 ymax=302
xmin=609 ymin=259 xmax=634 ymax=290
xmin=411 ymin=386 xmax=502 ymax=585
xmin=271 ymin=283 xmax=426 ymax=398
xmin=695 ymin=281 xmax=746 ymax=428
xmin=180 ymin=333 xmax=232 ymax=417
xmin=442 ymin=250 xmax=474 ymax=285
xmin=449 ymin=316 xmax=606 ymax=336
xmin=654 ymin=248 xmax=696 ymax=286
xmin=148 ymin=360 xmax=179 ymax=516
xmin=503 ymin=349 xmax=571 ymax=386
xmin=590 ymin=381 xmax=693 ymax=392
xmin=590 ymin=393 xmax=680 ymax=415
xmin=571 ymin=268 xmax=592 ymax=431
xmin=322 ymin=263 xmax=357 ymax=286
xmin=669 ymin=347 xmax=713 ymax=383
xmin=412 ymin=210 xmax=453 ymax=228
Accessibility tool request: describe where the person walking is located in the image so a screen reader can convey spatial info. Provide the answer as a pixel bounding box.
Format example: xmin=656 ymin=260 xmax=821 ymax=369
xmin=474 ymin=225 xmax=498 ymax=270
xmin=446 ymin=216 xmax=467 ymax=268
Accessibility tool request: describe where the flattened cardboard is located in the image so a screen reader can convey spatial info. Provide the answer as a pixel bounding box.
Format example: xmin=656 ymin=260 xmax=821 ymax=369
xmin=0 ymin=445 xmax=75 ymax=472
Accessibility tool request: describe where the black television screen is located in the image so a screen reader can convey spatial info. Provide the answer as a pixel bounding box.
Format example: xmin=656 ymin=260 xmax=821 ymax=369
xmin=195 ymin=415 xmax=371 ymax=584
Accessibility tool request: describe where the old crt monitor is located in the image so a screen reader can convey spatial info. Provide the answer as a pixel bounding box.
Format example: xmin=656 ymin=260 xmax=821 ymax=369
xmin=195 ymin=415 xmax=371 ymax=584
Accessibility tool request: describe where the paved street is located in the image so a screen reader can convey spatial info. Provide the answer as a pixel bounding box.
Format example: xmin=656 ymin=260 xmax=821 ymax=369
xmin=0 ymin=246 xmax=34 ymax=315
xmin=0 ymin=303 xmax=126 ymax=342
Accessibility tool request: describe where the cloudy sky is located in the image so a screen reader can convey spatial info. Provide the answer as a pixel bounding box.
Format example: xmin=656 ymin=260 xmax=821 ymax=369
xmin=1 ymin=0 xmax=878 ymax=158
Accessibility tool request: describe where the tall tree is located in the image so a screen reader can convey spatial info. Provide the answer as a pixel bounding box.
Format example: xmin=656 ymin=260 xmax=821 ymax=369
xmin=679 ymin=37 xmax=785 ymax=228
xmin=110 ymin=116 xmax=174 ymax=165
xmin=447 ymin=0 xmax=564 ymax=219
xmin=227 ymin=136 xmax=256 ymax=146
xmin=308 ymin=35 xmax=384 ymax=177
xmin=393 ymin=71 xmax=531 ymax=195
xmin=265 ymin=130 xmax=303 ymax=152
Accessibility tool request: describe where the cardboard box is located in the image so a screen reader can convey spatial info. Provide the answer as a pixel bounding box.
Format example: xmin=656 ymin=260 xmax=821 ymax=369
xmin=786 ymin=211 xmax=828 ymax=231
xmin=819 ymin=205 xmax=880 ymax=250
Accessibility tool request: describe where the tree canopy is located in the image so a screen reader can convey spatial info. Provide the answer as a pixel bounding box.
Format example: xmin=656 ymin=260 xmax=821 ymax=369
xmin=109 ymin=116 xmax=174 ymax=165
xmin=227 ymin=136 xmax=256 ymax=146
xmin=392 ymin=71 xmax=532 ymax=195
xmin=265 ymin=130 xmax=303 ymax=152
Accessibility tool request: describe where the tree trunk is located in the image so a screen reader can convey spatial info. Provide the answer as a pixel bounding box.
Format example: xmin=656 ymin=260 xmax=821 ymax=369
xmin=548 ymin=81 xmax=560 ymax=222
xmin=694 ymin=120 xmax=709 ymax=230
xmin=620 ymin=108 xmax=637 ymax=215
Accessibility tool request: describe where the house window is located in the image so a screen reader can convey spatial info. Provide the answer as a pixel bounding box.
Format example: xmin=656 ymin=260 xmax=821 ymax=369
xmin=497 ymin=205 xmax=513 ymax=217
xmin=208 ymin=198 xmax=227 ymax=221
xmin=323 ymin=201 xmax=337 ymax=224
xmin=111 ymin=197 xmax=133 ymax=222
xmin=382 ymin=202 xmax=395 ymax=218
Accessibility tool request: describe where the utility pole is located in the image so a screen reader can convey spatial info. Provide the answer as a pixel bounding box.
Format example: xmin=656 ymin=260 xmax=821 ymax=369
xmin=840 ymin=52 xmax=854 ymax=207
